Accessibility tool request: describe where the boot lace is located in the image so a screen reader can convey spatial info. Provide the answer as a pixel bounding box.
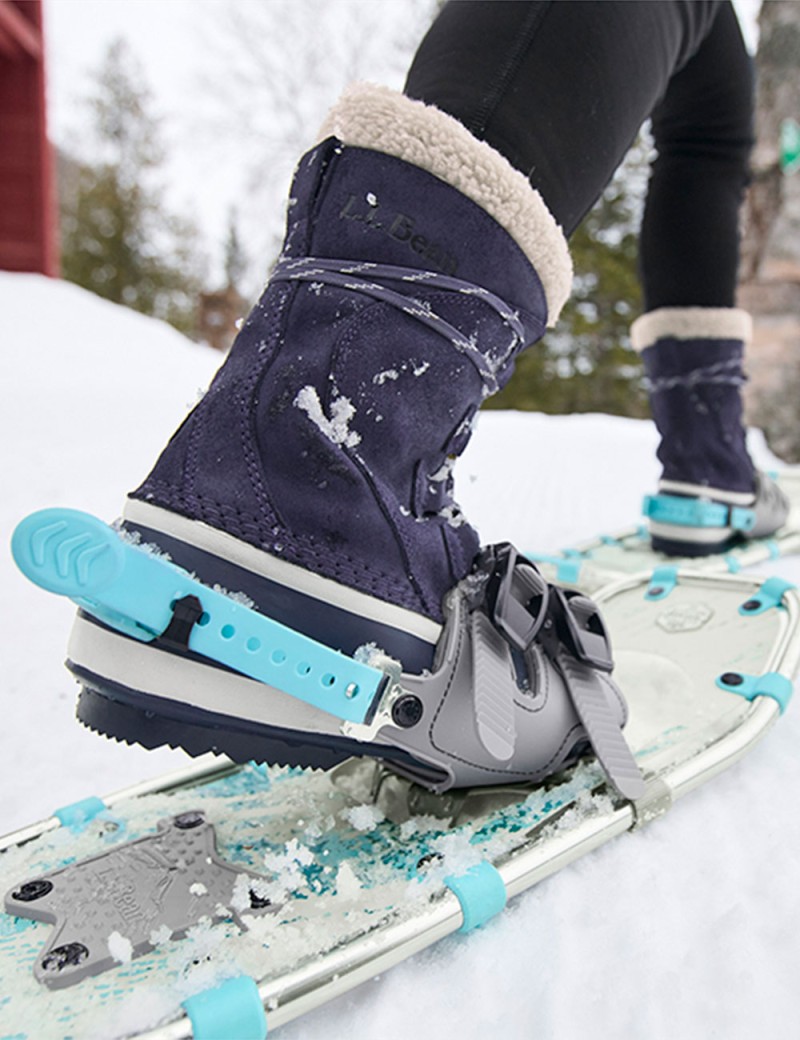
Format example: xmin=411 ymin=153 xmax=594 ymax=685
xmin=271 ymin=256 xmax=542 ymax=397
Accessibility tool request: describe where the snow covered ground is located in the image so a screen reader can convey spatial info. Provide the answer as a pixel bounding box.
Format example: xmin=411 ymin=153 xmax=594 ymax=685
xmin=1 ymin=271 xmax=798 ymax=1039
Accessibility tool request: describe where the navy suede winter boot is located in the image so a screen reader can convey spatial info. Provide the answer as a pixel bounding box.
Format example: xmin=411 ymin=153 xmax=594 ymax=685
xmin=634 ymin=307 xmax=789 ymax=556
xmin=67 ymin=87 xmax=642 ymax=797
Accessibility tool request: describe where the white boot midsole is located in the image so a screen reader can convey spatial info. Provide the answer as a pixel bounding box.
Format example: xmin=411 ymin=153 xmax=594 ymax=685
xmin=123 ymin=499 xmax=442 ymax=648
xmin=649 ymin=520 xmax=735 ymax=544
xmin=68 ymin=613 xmax=351 ymax=739
xmin=657 ymin=480 xmax=756 ymax=506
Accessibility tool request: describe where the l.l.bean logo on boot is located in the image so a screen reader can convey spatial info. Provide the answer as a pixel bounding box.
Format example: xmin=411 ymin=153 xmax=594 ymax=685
xmin=339 ymin=194 xmax=459 ymax=276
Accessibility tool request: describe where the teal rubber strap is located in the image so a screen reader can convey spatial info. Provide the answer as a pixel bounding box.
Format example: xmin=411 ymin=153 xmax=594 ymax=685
xmin=646 ymin=565 xmax=678 ymax=601
xmin=11 ymin=509 xmax=384 ymax=725
xmin=739 ymin=577 xmax=796 ymax=616
xmin=445 ymin=862 xmax=507 ymax=932
xmin=730 ymin=505 xmax=757 ymax=532
xmin=643 ymin=494 xmax=755 ymax=531
xmin=561 ymin=547 xmax=589 ymax=560
xmin=525 ymin=552 xmax=582 ymax=586
xmin=182 ymin=976 xmax=267 ymax=1040
xmin=554 ymin=559 xmax=582 ymax=585
xmin=716 ymin=671 xmax=794 ymax=714
xmin=54 ymin=796 xmax=106 ymax=831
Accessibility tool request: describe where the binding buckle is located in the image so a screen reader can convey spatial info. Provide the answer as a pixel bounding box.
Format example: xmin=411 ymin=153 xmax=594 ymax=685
xmin=481 ymin=543 xmax=613 ymax=672
xmin=548 ymin=588 xmax=613 ymax=672
xmin=481 ymin=543 xmax=550 ymax=652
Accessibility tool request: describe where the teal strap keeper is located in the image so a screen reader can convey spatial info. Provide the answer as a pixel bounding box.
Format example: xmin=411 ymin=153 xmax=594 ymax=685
xmin=183 ymin=976 xmax=267 ymax=1040
xmin=739 ymin=577 xmax=796 ymax=616
xmin=11 ymin=508 xmax=385 ymax=726
xmin=561 ymin=547 xmax=589 ymax=560
xmin=525 ymin=552 xmax=582 ymax=585
xmin=54 ymin=796 xmax=106 ymax=831
xmin=554 ymin=558 xmax=582 ymax=585
xmin=445 ymin=862 xmax=507 ymax=932
xmin=646 ymin=566 xmax=678 ymax=601
xmin=716 ymin=671 xmax=794 ymax=714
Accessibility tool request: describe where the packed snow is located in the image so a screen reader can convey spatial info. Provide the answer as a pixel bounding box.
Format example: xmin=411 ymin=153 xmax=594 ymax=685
xmin=1 ymin=271 xmax=799 ymax=1039
xmin=294 ymin=385 xmax=363 ymax=448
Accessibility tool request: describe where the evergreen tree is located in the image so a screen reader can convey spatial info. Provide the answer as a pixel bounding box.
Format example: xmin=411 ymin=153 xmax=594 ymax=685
xmin=485 ymin=142 xmax=648 ymax=418
xmin=223 ymin=209 xmax=248 ymax=291
xmin=59 ymin=40 xmax=206 ymax=336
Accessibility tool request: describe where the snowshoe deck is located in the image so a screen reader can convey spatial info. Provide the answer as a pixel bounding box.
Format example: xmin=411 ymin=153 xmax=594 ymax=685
xmin=1 ymin=569 xmax=798 ymax=1039
xmin=531 ymin=469 xmax=800 ymax=595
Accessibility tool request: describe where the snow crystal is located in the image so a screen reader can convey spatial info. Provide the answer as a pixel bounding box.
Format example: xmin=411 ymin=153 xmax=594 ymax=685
xmin=114 ymin=526 xmax=173 ymax=562
xmin=231 ymin=839 xmax=316 ymax=911
xmin=211 ymin=584 xmax=256 ymax=610
xmin=149 ymin=925 xmax=173 ymax=946
xmin=438 ymin=504 xmax=466 ymax=529
xmin=335 ymin=861 xmax=362 ymax=900
xmin=398 ymin=816 xmax=444 ymax=840
xmin=190 ymin=882 xmax=208 ymax=897
xmin=343 ymin=804 xmax=386 ymax=831
xmin=373 ymin=368 xmax=399 ymax=385
xmin=409 ymin=831 xmax=484 ymax=895
xmin=372 ymin=360 xmax=430 ymax=385
xmin=294 ymin=386 xmax=362 ymax=449
xmin=353 ymin=641 xmax=381 ymax=665
xmin=107 ymin=931 xmax=133 ymax=964
xmin=429 ymin=455 xmax=456 ymax=483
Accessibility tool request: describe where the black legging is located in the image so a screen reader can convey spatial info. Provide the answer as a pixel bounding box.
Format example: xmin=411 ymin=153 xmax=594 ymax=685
xmin=404 ymin=0 xmax=754 ymax=312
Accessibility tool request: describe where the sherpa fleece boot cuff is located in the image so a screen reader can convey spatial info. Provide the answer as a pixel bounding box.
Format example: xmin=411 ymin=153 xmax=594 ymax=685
xmin=318 ymin=83 xmax=573 ymax=326
xmin=630 ymin=307 xmax=753 ymax=352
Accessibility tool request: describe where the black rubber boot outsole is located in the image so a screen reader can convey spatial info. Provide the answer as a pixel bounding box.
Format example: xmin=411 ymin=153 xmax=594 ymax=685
xmin=70 ymin=662 xmax=442 ymax=781
xmin=651 ymin=533 xmax=740 ymax=558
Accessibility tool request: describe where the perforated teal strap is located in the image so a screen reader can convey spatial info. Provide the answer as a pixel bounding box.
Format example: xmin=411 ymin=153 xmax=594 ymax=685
xmin=183 ymin=976 xmax=267 ymax=1040
xmin=12 ymin=508 xmax=385 ymax=725
xmin=643 ymin=493 xmax=755 ymax=532
xmin=445 ymin=862 xmax=507 ymax=932
xmin=716 ymin=671 xmax=794 ymax=714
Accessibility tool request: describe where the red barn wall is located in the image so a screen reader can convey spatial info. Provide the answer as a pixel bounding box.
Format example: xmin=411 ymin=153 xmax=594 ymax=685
xmin=0 ymin=0 xmax=58 ymax=276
